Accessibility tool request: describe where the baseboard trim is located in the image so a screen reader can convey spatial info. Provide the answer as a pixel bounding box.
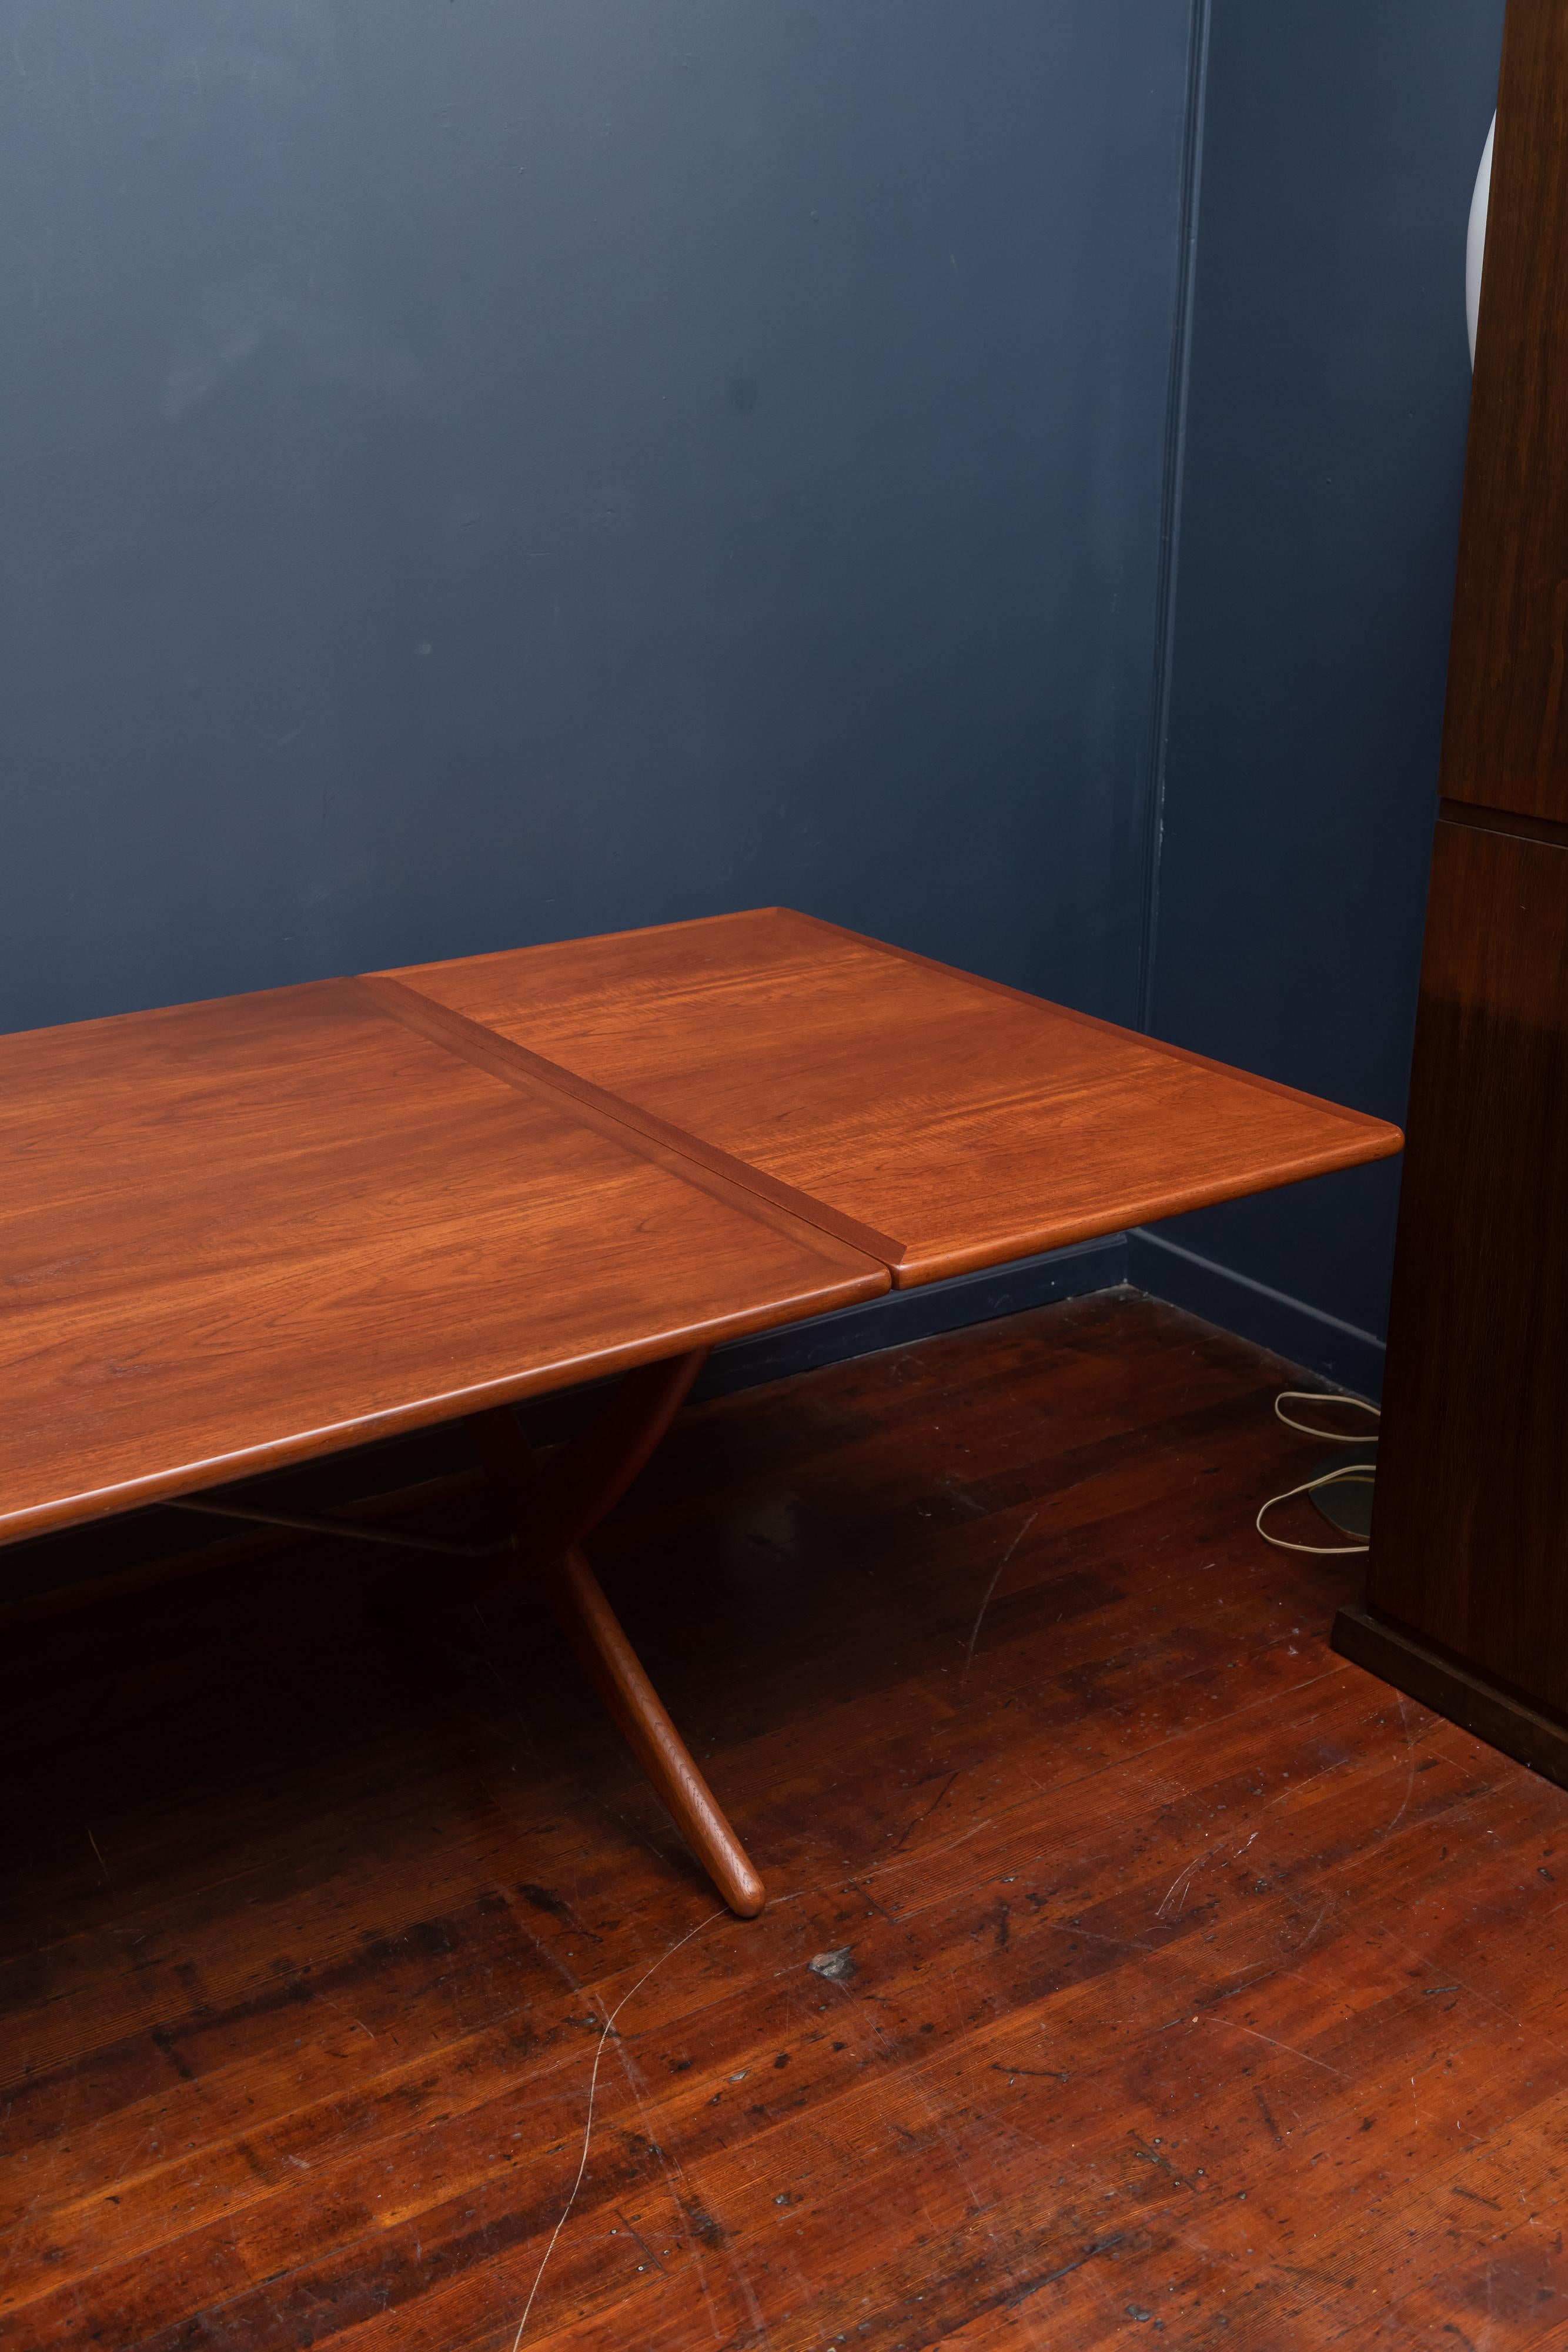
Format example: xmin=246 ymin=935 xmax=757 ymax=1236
xmin=1333 ymin=1602 xmax=1568 ymax=1790
xmin=1127 ymin=1228 xmax=1385 ymax=1397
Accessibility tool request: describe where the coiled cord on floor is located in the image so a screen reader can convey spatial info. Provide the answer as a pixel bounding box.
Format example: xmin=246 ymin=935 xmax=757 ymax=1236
xmin=1256 ymin=1390 xmax=1380 ymax=1556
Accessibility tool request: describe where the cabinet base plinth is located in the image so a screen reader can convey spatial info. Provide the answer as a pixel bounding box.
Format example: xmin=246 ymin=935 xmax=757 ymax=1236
xmin=1333 ymin=1602 xmax=1568 ymax=1789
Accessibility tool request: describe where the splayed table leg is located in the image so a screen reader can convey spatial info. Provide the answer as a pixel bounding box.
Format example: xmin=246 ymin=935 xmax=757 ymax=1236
xmin=468 ymin=1349 xmax=765 ymax=1919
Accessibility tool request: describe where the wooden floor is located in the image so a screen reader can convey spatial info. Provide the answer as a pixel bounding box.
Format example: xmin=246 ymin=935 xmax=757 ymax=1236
xmin=2 ymin=1291 xmax=1566 ymax=2351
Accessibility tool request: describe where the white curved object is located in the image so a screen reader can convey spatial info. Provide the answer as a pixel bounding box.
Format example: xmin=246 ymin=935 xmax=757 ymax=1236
xmin=1467 ymin=112 xmax=1495 ymax=369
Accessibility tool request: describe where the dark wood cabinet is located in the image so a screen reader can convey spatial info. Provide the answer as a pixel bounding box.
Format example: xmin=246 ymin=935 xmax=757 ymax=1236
xmin=1442 ymin=1 xmax=1568 ymax=824
xmin=1343 ymin=819 xmax=1568 ymax=1738
xmin=1335 ymin=0 xmax=1568 ymax=1780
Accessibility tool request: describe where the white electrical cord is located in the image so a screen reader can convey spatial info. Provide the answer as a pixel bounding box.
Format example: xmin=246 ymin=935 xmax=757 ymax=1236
xmin=1256 ymin=1390 xmax=1380 ymax=1556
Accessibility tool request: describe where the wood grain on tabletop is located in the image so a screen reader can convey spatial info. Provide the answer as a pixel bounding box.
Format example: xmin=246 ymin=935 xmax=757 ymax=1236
xmin=0 ymin=978 xmax=884 ymax=1545
xmin=3 ymin=1294 xmax=1565 ymax=2350
xmin=382 ymin=907 xmax=1403 ymax=1288
xmin=1441 ymin=0 xmax=1568 ymax=826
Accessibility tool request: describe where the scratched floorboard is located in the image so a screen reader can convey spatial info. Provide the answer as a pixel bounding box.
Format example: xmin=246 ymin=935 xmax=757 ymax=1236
xmin=2 ymin=1292 xmax=1566 ymax=2351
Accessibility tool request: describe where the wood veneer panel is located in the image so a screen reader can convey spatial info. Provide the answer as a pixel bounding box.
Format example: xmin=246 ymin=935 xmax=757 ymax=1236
xmin=384 ymin=907 xmax=1402 ymax=1288
xmin=1367 ymin=819 xmax=1568 ymax=1715
xmin=0 ymin=980 xmax=885 ymax=1544
xmin=1442 ymin=0 xmax=1568 ymax=822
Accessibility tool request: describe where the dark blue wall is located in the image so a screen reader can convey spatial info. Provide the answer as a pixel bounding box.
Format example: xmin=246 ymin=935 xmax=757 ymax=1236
xmin=4 ymin=0 xmax=1500 ymax=1400
xmin=1138 ymin=0 xmax=1507 ymax=1391
xmin=0 ymin=1 xmax=1191 ymax=1035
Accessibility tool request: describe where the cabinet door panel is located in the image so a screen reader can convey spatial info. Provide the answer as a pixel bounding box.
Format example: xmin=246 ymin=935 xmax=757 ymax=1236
xmin=1370 ymin=819 xmax=1568 ymax=1712
xmin=1443 ymin=2 xmax=1568 ymax=824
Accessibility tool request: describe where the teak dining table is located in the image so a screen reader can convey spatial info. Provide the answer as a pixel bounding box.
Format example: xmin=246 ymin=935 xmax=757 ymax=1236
xmin=0 ymin=908 xmax=1401 ymax=1915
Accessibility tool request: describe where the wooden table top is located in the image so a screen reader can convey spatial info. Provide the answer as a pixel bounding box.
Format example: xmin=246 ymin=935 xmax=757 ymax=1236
xmin=0 ymin=977 xmax=884 ymax=1544
xmin=385 ymin=908 xmax=1402 ymax=1286
xmin=0 ymin=910 xmax=1400 ymax=1544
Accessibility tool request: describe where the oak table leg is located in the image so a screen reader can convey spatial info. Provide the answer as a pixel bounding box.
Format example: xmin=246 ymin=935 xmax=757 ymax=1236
xmin=467 ymin=1349 xmax=765 ymax=1919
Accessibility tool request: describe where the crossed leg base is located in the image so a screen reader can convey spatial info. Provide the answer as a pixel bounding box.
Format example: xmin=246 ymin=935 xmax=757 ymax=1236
xmin=466 ymin=1348 xmax=765 ymax=1919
